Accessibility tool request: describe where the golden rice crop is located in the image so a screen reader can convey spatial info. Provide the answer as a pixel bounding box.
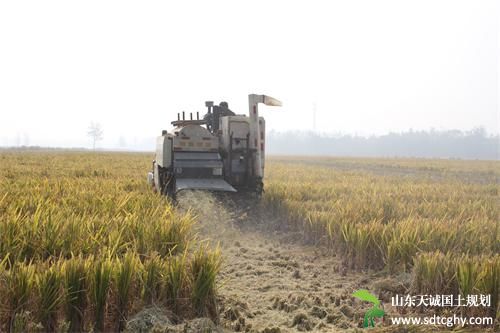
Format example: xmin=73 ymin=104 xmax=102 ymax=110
xmin=0 ymin=151 xmax=222 ymax=331
xmin=412 ymin=252 xmax=499 ymax=317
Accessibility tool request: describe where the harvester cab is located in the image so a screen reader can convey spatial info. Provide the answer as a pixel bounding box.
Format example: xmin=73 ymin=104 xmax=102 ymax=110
xmin=147 ymin=94 xmax=281 ymax=197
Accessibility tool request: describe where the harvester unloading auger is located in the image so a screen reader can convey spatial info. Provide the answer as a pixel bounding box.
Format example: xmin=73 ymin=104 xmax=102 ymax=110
xmin=147 ymin=94 xmax=281 ymax=197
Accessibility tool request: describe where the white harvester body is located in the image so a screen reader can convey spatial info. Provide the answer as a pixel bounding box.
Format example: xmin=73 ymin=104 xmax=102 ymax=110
xmin=148 ymin=94 xmax=281 ymax=196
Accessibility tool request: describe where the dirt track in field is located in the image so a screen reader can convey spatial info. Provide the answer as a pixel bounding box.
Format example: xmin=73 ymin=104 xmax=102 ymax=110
xmin=177 ymin=191 xmax=412 ymax=333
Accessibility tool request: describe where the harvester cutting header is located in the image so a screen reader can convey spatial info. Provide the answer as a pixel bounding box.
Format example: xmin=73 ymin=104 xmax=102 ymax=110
xmin=148 ymin=94 xmax=281 ymax=197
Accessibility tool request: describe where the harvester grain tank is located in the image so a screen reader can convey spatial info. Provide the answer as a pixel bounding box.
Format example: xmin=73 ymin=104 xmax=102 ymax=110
xmin=147 ymin=94 xmax=281 ymax=196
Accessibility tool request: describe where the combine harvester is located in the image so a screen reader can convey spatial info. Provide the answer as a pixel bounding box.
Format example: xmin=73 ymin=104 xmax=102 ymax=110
xmin=148 ymin=94 xmax=281 ymax=197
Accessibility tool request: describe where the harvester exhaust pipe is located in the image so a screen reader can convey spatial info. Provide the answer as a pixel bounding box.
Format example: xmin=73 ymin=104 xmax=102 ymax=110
xmin=248 ymin=94 xmax=282 ymax=178
xmin=205 ymin=101 xmax=214 ymax=114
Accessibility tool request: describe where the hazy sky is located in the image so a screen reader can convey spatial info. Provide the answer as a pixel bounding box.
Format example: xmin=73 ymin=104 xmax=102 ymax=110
xmin=0 ymin=0 xmax=498 ymax=148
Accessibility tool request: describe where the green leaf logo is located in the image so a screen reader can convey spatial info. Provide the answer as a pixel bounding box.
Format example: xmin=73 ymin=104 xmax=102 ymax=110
xmin=352 ymin=289 xmax=385 ymax=328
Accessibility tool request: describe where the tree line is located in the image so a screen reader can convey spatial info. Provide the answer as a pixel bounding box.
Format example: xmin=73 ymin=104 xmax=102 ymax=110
xmin=267 ymin=128 xmax=499 ymax=160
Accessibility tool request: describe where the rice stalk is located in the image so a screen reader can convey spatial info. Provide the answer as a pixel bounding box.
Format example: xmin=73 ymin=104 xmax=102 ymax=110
xmin=63 ymin=257 xmax=88 ymax=333
xmin=4 ymin=262 xmax=34 ymax=331
xmin=114 ymin=252 xmax=138 ymax=332
xmin=165 ymin=251 xmax=188 ymax=314
xmin=90 ymin=257 xmax=113 ymax=333
xmin=35 ymin=264 xmax=63 ymax=333
xmin=190 ymin=244 xmax=222 ymax=316
xmin=142 ymin=253 xmax=162 ymax=305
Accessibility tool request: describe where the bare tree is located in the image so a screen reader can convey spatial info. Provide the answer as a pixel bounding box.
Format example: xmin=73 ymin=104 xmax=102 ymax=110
xmin=87 ymin=122 xmax=103 ymax=150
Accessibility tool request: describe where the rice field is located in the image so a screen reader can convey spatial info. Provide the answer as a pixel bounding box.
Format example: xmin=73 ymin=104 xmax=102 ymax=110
xmin=263 ymin=157 xmax=499 ymax=320
xmin=0 ymin=151 xmax=498 ymax=331
xmin=0 ymin=152 xmax=221 ymax=332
